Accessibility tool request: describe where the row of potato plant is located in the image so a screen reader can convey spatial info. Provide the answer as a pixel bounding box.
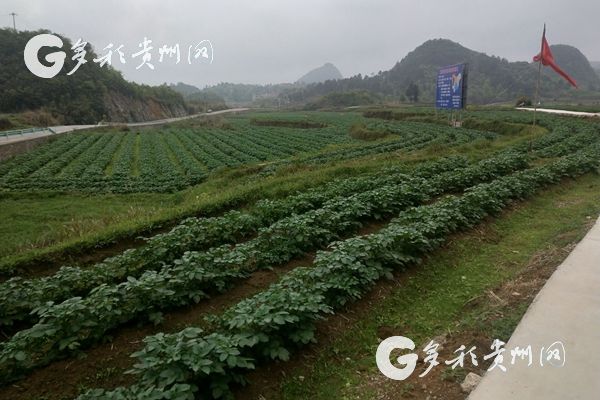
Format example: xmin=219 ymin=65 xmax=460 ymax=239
xmin=0 ymin=153 xmax=529 ymax=383
xmin=78 ymin=150 xmax=598 ymax=400
xmin=0 ymin=158 xmax=467 ymax=327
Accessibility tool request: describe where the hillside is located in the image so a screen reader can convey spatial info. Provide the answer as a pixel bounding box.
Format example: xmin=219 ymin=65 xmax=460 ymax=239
xmin=169 ymin=82 xmax=227 ymax=111
xmin=282 ymin=39 xmax=600 ymax=105
xmin=0 ymin=28 xmax=189 ymax=125
xmin=194 ymin=63 xmax=342 ymax=106
xmin=383 ymin=40 xmax=599 ymax=101
xmin=591 ymin=61 xmax=600 ymax=78
xmin=549 ymin=45 xmax=600 ymax=90
xmin=200 ymin=82 xmax=297 ymax=106
xmin=169 ymin=82 xmax=201 ymax=97
xmin=296 ymin=63 xmax=343 ymax=84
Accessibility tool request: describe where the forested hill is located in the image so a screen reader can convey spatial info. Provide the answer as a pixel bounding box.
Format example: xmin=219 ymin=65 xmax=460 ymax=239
xmin=283 ymin=39 xmax=600 ymax=105
xmin=296 ymin=63 xmax=343 ymax=84
xmin=549 ymin=45 xmax=600 ymax=89
xmin=0 ymin=28 xmax=188 ymax=124
xmin=169 ymin=82 xmax=228 ymax=111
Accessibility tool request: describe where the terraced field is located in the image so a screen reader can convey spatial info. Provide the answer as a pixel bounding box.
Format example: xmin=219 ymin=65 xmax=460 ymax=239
xmin=0 ymin=113 xmax=499 ymax=193
xmin=0 ymin=110 xmax=598 ymax=400
xmin=0 ymin=117 xmax=351 ymax=193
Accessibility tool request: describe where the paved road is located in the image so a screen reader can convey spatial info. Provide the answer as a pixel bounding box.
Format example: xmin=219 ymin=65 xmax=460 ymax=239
xmin=516 ymin=107 xmax=600 ymax=118
xmin=0 ymin=108 xmax=249 ymax=146
xmin=469 ymin=216 xmax=600 ymax=400
xmin=123 ymin=107 xmax=249 ymax=127
xmin=0 ymin=129 xmax=57 ymax=145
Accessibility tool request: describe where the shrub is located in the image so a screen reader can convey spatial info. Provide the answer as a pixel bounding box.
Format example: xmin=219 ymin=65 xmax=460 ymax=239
xmin=515 ymin=96 xmax=533 ymax=107
xmin=0 ymin=117 xmax=13 ymax=130
xmin=19 ymin=110 xmax=61 ymax=127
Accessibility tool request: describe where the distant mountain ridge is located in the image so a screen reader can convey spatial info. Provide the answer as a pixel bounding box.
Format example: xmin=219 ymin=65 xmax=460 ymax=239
xmin=169 ymin=82 xmax=202 ymax=97
xmin=195 ymin=63 xmax=343 ymax=106
xmin=193 ymin=39 xmax=599 ymax=107
xmin=281 ymin=39 xmax=600 ymax=105
xmin=194 ymin=82 xmax=298 ymax=107
xmin=168 ymin=82 xmax=227 ymax=111
xmin=296 ymin=63 xmax=343 ymax=84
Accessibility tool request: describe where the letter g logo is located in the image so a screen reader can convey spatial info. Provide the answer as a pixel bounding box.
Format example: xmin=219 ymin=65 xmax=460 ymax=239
xmin=376 ymin=336 xmax=418 ymax=380
xmin=24 ymin=34 xmax=66 ymax=78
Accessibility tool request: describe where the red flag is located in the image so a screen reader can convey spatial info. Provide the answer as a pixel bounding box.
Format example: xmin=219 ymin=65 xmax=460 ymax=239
xmin=533 ymin=28 xmax=578 ymax=88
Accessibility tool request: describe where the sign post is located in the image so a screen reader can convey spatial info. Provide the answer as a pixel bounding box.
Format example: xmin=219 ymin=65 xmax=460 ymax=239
xmin=435 ymin=63 xmax=468 ymax=126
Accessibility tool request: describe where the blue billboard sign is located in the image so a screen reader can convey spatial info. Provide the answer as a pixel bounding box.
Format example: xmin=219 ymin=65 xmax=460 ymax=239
xmin=435 ymin=63 xmax=468 ymax=109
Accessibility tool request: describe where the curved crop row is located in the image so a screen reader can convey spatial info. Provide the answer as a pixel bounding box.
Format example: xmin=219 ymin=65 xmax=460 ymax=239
xmin=0 ymin=118 xmax=500 ymax=193
xmin=0 ymin=157 xmax=467 ymax=327
xmin=0 ymin=153 xmax=529 ymax=382
xmin=270 ymin=122 xmax=498 ymax=169
xmin=78 ymin=151 xmax=598 ymax=400
xmin=0 ymin=119 xmax=351 ymax=193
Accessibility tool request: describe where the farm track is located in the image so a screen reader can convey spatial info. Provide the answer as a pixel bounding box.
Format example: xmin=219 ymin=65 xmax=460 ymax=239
xmin=0 ymin=109 xmax=252 ymax=147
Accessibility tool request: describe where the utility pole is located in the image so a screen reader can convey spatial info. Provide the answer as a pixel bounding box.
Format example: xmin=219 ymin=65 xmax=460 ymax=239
xmin=9 ymin=12 xmax=17 ymax=30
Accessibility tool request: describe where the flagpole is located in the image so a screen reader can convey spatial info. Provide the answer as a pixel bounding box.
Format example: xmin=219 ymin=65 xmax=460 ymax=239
xmin=533 ymin=23 xmax=546 ymax=127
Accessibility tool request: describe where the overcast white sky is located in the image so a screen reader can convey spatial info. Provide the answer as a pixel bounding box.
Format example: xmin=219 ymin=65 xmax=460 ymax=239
xmin=4 ymin=0 xmax=599 ymax=88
